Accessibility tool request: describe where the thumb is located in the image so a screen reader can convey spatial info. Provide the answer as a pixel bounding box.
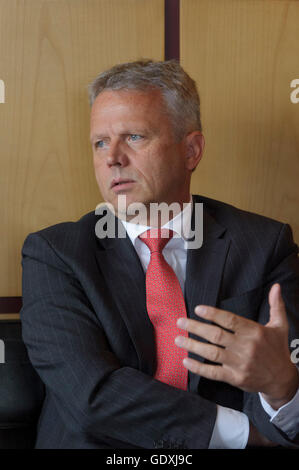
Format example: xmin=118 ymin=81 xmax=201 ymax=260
xmin=266 ymin=283 xmax=288 ymax=329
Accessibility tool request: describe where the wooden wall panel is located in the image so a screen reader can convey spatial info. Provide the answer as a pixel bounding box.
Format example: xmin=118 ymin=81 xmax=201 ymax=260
xmin=181 ymin=0 xmax=299 ymax=243
xmin=0 ymin=0 xmax=164 ymax=296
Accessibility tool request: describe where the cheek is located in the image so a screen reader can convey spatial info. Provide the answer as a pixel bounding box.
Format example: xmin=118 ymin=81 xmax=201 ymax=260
xmin=93 ymin=154 xmax=106 ymax=174
xmin=150 ymin=146 xmax=178 ymax=177
xmin=137 ymin=146 xmax=168 ymax=176
xmin=93 ymin=158 xmax=106 ymax=186
xmin=93 ymin=154 xmax=101 ymax=170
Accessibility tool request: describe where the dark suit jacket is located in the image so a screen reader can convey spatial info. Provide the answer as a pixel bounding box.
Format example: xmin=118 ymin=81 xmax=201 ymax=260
xmin=20 ymin=195 xmax=299 ymax=449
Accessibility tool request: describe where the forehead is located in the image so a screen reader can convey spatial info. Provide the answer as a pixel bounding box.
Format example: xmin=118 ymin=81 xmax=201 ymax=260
xmin=90 ymin=88 xmax=168 ymax=130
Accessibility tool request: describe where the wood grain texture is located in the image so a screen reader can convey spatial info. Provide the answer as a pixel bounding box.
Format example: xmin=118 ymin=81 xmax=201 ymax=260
xmin=181 ymin=0 xmax=299 ymax=243
xmin=0 ymin=0 xmax=164 ymax=296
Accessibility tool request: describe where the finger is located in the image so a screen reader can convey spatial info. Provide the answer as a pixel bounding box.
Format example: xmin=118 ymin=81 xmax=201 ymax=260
xmin=175 ymin=335 xmax=237 ymax=366
xmin=182 ymin=357 xmax=231 ymax=383
xmin=194 ymin=305 xmax=256 ymax=334
xmin=267 ymin=283 xmax=288 ymax=329
xmin=177 ymin=317 xmax=233 ymax=347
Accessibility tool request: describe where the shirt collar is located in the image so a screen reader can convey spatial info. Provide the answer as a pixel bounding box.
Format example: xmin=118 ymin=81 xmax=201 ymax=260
xmin=120 ymin=196 xmax=193 ymax=249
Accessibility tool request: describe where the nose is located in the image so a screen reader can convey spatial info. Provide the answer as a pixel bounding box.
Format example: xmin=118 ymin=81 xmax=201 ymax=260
xmin=106 ymin=139 xmax=129 ymax=167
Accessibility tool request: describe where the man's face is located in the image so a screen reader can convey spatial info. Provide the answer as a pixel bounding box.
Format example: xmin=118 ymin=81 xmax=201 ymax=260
xmin=90 ymin=88 xmax=191 ymax=216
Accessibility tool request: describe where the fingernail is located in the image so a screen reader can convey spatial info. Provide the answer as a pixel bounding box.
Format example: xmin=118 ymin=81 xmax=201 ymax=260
xmin=177 ymin=318 xmax=188 ymax=328
xmin=175 ymin=336 xmax=185 ymax=346
xmin=183 ymin=357 xmax=192 ymax=367
xmin=195 ymin=306 xmax=206 ymax=316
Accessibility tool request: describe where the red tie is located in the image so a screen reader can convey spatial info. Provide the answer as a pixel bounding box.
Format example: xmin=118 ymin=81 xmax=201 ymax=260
xmin=139 ymin=228 xmax=188 ymax=390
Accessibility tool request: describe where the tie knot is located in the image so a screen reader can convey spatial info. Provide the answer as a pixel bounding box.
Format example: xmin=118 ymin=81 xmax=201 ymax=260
xmin=139 ymin=228 xmax=174 ymax=253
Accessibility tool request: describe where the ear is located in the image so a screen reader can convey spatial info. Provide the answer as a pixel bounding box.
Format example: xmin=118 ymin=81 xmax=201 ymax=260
xmin=183 ymin=131 xmax=205 ymax=171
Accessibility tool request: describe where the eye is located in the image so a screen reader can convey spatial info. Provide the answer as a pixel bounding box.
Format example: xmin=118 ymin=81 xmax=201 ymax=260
xmin=129 ymin=134 xmax=143 ymax=141
xmin=95 ymin=140 xmax=105 ymax=149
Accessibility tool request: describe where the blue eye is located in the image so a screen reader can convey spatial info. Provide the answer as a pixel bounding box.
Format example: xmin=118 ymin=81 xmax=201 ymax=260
xmin=130 ymin=134 xmax=142 ymax=141
xmin=95 ymin=140 xmax=104 ymax=148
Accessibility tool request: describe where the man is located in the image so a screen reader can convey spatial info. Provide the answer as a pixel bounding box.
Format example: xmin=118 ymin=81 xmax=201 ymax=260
xmin=20 ymin=60 xmax=299 ymax=448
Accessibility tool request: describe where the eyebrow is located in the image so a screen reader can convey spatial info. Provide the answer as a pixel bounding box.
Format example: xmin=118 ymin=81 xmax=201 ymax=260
xmin=90 ymin=129 xmax=149 ymax=143
xmin=90 ymin=134 xmax=106 ymax=143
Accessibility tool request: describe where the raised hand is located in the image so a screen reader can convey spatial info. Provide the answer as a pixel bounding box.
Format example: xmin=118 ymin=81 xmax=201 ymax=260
xmin=175 ymin=284 xmax=299 ymax=409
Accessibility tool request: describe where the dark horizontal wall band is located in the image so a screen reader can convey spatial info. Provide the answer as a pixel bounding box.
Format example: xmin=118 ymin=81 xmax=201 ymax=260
xmin=165 ymin=0 xmax=180 ymax=61
xmin=0 ymin=297 xmax=22 ymax=314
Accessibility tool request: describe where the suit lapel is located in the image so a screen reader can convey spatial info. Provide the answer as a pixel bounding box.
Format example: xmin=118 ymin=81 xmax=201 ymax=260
xmin=185 ymin=197 xmax=230 ymax=393
xmin=95 ymin=211 xmax=156 ymax=376
xmin=94 ymin=199 xmax=231 ymax=393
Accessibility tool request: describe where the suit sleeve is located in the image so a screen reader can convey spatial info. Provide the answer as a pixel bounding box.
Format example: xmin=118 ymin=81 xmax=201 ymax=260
xmin=20 ymin=231 xmax=217 ymax=449
xmin=243 ymin=223 xmax=299 ymax=447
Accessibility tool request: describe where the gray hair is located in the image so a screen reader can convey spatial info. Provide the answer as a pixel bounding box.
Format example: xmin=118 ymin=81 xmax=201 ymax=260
xmin=88 ymin=59 xmax=202 ymax=140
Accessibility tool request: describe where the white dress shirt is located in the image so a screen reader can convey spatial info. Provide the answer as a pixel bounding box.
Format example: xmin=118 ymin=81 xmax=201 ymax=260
xmin=121 ymin=198 xmax=299 ymax=448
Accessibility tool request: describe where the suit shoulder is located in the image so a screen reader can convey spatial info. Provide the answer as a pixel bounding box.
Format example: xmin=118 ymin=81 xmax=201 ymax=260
xmin=23 ymin=210 xmax=97 ymax=253
xmin=196 ymin=194 xmax=285 ymax=233
xmin=195 ymin=195 xmax=299 ymax=263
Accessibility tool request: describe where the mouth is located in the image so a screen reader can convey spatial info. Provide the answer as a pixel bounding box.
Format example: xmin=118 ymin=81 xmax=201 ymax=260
xmin=110 ymin=178 xmax=136 ymax=192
